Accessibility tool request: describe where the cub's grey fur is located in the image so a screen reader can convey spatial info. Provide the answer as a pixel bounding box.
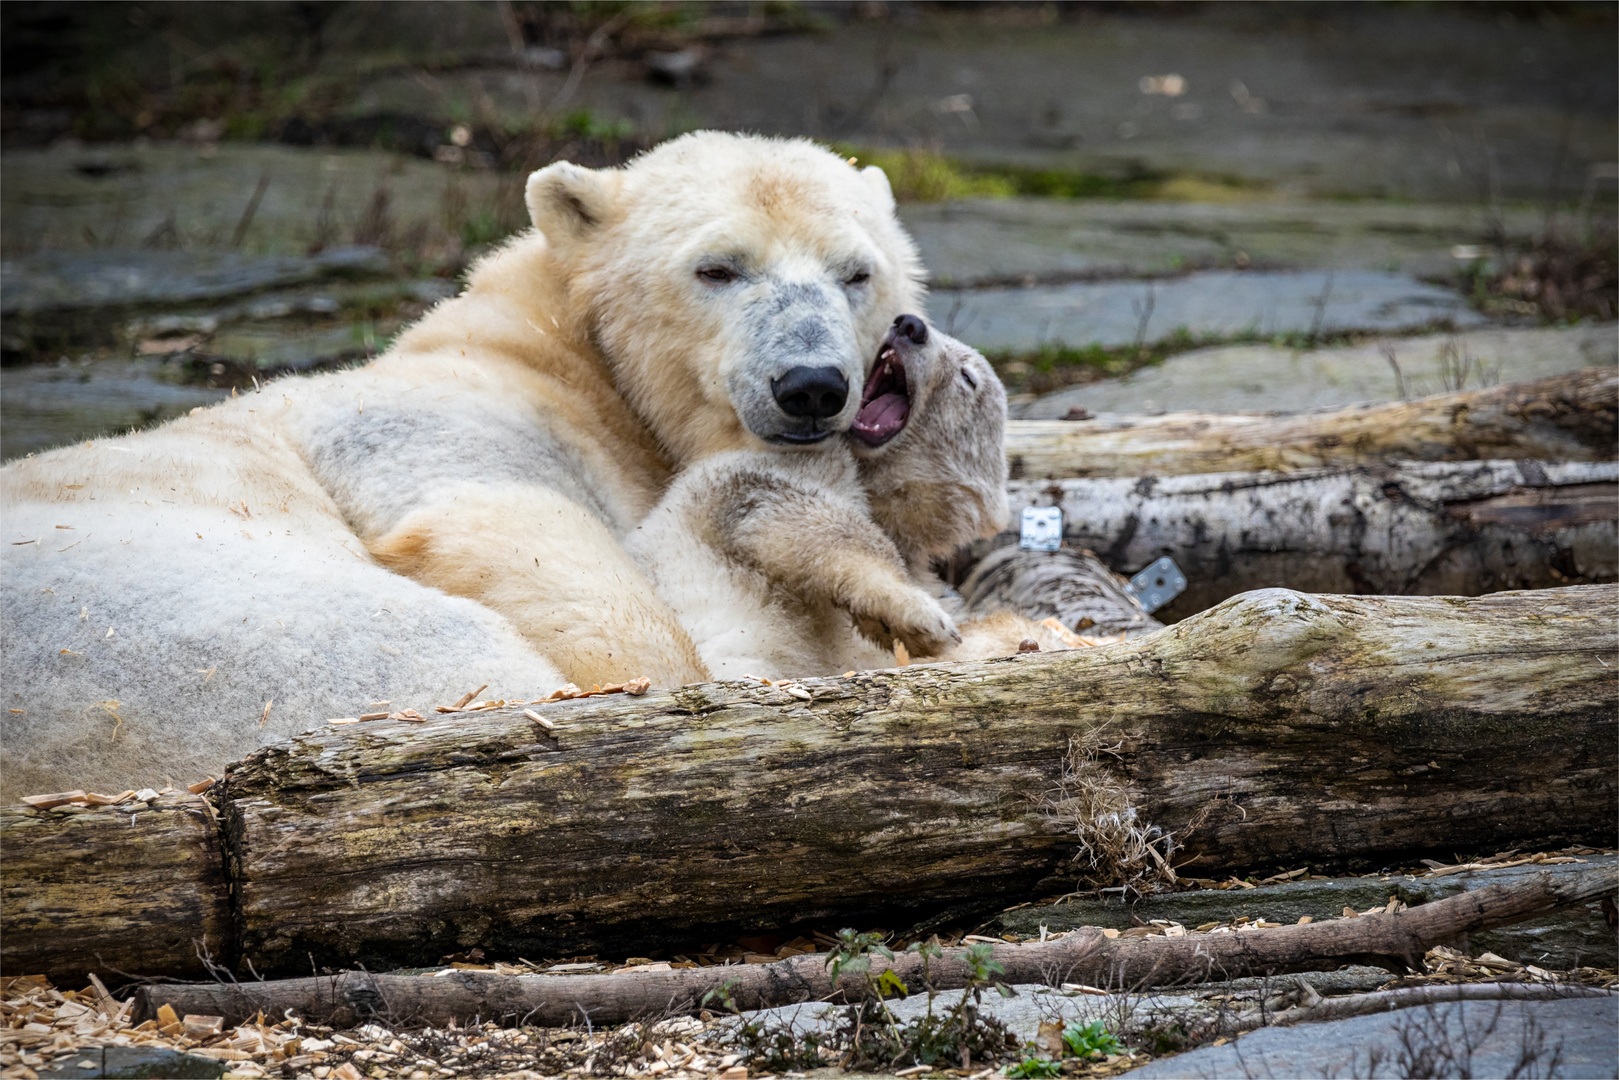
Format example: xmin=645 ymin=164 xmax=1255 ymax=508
xmin=628 ymin=323 xmax=1012 ymax=679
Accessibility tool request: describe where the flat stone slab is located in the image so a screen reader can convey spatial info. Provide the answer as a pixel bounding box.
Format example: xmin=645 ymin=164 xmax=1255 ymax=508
xmin=991 ymin=856 xmax=1619 ymax=970
xmin=934 ymin=269 xmax=1485 ymax=356
xmin=1017 ymin=323 xmax=1617 ymax=418
xmin=732 ymin=983 xmax=1202 ymax=1053
xmin=1121 ymin=996 xmax=1619 ymax=1079
xmin=904 ymin=198 xmax=1544 ymax=287
xmin=36 ymin=1046 xmax=226 ymax=1078
xmin=1 ymin=246 xmax=388 ymax=315
xmin=0 ymin=360 xmax=228 ymax=462
xmin=1 ymin=142 xmax=502 ymax=264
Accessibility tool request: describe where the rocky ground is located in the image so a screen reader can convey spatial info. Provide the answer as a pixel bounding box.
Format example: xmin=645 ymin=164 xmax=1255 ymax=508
xmin=2 ymin=3 xmax=1615 ymax=460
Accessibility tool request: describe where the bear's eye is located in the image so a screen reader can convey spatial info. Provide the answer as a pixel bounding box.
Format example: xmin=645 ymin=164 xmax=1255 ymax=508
xmin=960 ymin=367 xmax=978 ymax=390
xmin=696 ymin=266 xmax=737 ymax=284
xmin=843 ymin=270 xmax=871 ymax=286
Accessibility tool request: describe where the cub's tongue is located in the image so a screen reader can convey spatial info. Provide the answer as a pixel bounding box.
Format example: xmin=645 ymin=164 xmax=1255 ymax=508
xmin=852 ymin=392 xmax=910 ymax=446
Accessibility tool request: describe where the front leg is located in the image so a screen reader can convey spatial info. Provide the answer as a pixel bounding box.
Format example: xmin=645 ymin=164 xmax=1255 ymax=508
xmin=370 ymin=484 xmax=709 ymax=687
xmin=722 ymin=485 xmax=960 ymax=658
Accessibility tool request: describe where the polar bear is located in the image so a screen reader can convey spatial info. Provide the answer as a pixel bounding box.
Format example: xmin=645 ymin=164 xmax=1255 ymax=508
xmin=0 ymin=132 xmax=925 ymax=800
xmin=630 ymin=316 xmax=1065 ymax=680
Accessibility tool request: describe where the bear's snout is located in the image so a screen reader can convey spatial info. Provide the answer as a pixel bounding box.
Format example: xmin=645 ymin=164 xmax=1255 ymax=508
xmin=891 ymin=313 xmax=928 ymax=346
xmin=771 ymin=366 xmax=849 ymax=421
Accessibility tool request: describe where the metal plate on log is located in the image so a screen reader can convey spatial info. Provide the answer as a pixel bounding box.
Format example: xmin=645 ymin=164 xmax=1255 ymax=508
xmin=1020 ymin=506 xmax=1063 ymax=551
xmin=1126 ymin=556 xmax=1188 ymax=613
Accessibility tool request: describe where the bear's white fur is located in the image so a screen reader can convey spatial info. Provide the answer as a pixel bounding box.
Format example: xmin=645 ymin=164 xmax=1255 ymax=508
xmin=0 ymin=133 xmax=925 ymax=799
xmin=631 ymin=321 xmax=1057 ymax=680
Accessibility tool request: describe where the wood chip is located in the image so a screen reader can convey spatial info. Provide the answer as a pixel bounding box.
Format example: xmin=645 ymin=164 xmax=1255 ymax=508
xmin=187 ymin=778 xmax=215 ymax=795
xmin=450 ymin=685 xmax=488 ymax=710
xmin=83 ymin=791 xmax=135 ymax=806
xmin=624 ymin=676 xmax=651 ymax=696
xmin=327 ymin=718 xmax=361 ymax=725
xmin=85 ymin=974 xmax=117 ymax=1019
xmin=523 ymin=709 xmax=556 ymax=732
xmin=387 ymin=709 xmax=426 ymax=722
xmin=358 ymin=712 xmax=390 ymax=722
xmin=182 ymin=1014 xmax=224 ymax=1038
xmin=1060 ymin=983 xmax=1111 ymax=996
xmin=19 ymin=791 xmax=87 ymax=809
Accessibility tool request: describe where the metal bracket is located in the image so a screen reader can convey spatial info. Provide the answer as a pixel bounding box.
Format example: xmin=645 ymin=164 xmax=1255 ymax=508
xmin=1125 ymin=556 xmax=1188 ymax=614
xmin=1019 ymin=506 xmax=1063 ymax=551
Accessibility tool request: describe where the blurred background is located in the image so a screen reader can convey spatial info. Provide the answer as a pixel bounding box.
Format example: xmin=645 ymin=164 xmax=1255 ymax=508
xmin=2 ymin=0 xmax=1615 ymax=461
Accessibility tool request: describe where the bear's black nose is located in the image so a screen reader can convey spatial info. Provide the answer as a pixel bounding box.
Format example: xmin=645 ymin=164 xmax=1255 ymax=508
xmin=772 ymin=366 xmax=849 ymax=419
xmin=892 ymin=313 xmax=928 ymax=345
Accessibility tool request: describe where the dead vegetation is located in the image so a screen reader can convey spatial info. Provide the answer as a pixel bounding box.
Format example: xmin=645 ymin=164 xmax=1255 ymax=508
xmin=1473 ymin=222 xmax=1618 ymax=323
xmin=1043 ymin=728 xmax=1178 ymax=898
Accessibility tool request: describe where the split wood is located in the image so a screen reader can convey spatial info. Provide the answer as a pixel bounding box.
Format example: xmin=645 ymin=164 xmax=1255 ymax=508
xmin=135 ymin=865 xmax=1617 ymax=1029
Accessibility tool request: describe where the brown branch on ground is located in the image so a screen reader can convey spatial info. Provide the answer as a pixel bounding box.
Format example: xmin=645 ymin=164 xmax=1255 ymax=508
xmin=132 ymin=866 xmax=1617 ymax=1030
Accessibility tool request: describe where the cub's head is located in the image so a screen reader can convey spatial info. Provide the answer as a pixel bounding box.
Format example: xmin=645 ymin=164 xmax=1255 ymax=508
xmin=525 ymin=132 xmax=924 ymax=463
xmin=853 ymin=315 xmax=1009 ymax=569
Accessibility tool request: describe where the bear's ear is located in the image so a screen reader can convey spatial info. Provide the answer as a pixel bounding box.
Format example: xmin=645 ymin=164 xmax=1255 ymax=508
xmin=860 ymin=165 xmax=896 ymax=212
xmin=526 ymin=162 xmax=618 ymax=246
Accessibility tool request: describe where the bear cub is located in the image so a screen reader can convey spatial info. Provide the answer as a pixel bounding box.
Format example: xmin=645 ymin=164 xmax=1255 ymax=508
xmin=629 ymin=315 xmax=1072 ymax=680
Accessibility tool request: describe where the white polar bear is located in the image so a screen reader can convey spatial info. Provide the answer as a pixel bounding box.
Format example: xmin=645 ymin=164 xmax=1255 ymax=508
xmin=0 ymin=133 xmax=925 ymax=800
xmin=630 ymin=316 xmax=1073 ymax=680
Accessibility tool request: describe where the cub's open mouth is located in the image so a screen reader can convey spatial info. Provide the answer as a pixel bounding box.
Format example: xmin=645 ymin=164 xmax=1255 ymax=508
xmin=851 ymin=341 xmax=909 ymax=447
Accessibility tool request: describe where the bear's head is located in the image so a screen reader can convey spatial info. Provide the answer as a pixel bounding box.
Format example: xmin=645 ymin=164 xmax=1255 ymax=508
xmin=853 ymin=316 xmax=1009 ymax=572
xmin=526 ymin=132 xmax=924 ymax=463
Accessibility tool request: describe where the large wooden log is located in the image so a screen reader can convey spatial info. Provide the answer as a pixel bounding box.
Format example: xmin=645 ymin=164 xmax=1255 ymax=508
xmin=0 ymin=793 xmax=231 ymax=984
xmin=1005 ymin=367 xmax=1617 ymax=480
xmin=4 ymin=587 xmax=1613 ymax=985
xmin=1002 ymin=459 xmax=1616 ymax=622
xmin=133 ymin=866 xmax=1618 ymax=1029
xmin=220 ymin=586 xmax=1616 ymax=975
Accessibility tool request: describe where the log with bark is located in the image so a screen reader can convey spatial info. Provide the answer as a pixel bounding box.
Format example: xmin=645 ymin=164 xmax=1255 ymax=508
xmin=132 ymin=865 xmax=1618 ymax=1029
xmin=1004 ymin=367 xmax=1618 ymax=480
xmin=4 ymin=586 xmax=1612 ymax=986
xmin=0 ymin=793 xmax=231 ymax=983
xmin=956 ymin=546 xmax=1162 ymax=637
xmin=996 ymin=459 xmax=1616 ymax=622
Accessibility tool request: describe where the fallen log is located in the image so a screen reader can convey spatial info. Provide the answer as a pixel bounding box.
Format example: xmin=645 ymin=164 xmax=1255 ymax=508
xmin=1001 ymin=459 xmax=1616 ymax=621
xmin=134 ymin=866 xmax=1618 ymax=1028
xmin=1005 ymin=367 xmax=1618 ymax=480
xmin=4 ymin=587 xmax=1613 ymax=985
xmin=0 ymin=792 xmax=230 ymax=984
xmin=956 ymin=546 xmax=1162 ymax=637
